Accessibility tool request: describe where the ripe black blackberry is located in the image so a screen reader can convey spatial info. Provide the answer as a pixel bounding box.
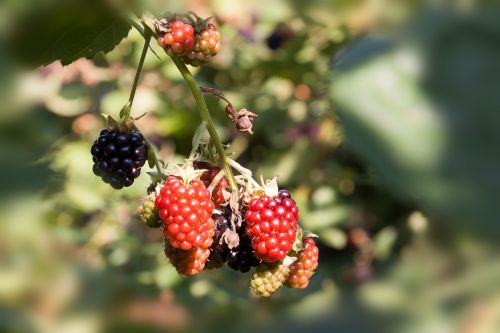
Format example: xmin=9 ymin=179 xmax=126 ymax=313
xmin=226 ymin=217 xmax=261 ymax=273
xmin=205 ymin=213 xmax=230 ymax=269
xmin=206 ymin=207 xmax=261 ymax=273
xmin=91 ymin=128 xmax=148 ymax=189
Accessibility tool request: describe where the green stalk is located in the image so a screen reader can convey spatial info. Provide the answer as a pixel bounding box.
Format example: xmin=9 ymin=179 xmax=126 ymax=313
xmin=129 ymin=35 xmax=151 ymax=106
xmin=121 ymin=33 xmax=151 ymax=121
xmin=129 ymin=18 xmax=237 ymax=190
xmin=207 ymin=139 xmax=217 ymax=164
xmin=123 ymin=28 xmax=162 ymax=176
xmin=170 ymin=56 xmax=238 ymax=192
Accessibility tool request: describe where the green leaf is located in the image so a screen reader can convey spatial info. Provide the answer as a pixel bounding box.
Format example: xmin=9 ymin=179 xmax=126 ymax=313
xmin=147 ymin=143 xmax=156 ymax=169
xmin=191 ymin=121 xmax=207 ymax=152
xmin=9 ymin=0 xmax=131 ymax=67
xmin=331 ymin=10 xmax=500 ymax=234
xmin=119 ymin=102 xmax=131 ymax=123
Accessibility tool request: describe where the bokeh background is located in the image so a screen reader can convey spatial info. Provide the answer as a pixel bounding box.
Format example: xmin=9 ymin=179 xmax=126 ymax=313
xmin=1 ymin=0 xmax=500 ymax=332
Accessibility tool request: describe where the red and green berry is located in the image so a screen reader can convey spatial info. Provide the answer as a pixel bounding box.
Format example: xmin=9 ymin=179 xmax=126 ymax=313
xmin=182 ymin=23 xmax=221 ymax=67
xmin=155 ymin=14 xmax=221 ymax=67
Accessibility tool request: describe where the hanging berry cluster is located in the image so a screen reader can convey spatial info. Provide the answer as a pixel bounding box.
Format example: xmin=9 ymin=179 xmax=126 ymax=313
xmin=155 ymin=12 xmax=222 ymax=67
xmin=138 ymin=163 xmax=319 ymax=296
xmin=92 ymin=13 xmax=318 ymax=297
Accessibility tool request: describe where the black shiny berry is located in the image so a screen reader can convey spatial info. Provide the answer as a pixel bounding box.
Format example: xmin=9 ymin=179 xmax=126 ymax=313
xmin=205 ymin=213 xmax=230 ymax=269
xmin=226 ymin=218 xmax=261 ymax=273
xmin=206 ymin=206 xmax=261 ymax=272
xmin=91 ymin=128 xmax=148 ymax=189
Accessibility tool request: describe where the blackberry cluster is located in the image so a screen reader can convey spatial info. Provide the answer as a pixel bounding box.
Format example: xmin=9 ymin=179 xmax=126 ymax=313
xmin=91 ymin=129 xmax=148 ymax=189
xmin=207 ymin=207 xmax=261 ymax=273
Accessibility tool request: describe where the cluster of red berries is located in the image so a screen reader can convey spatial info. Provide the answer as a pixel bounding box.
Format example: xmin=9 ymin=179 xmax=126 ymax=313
xmin=135 ymin=163 xmax=319 ymax=295
xmin=158 ymin=20 xmax=195 ymax=55
xmin=156 ymin=15 xmax=221 ymax=67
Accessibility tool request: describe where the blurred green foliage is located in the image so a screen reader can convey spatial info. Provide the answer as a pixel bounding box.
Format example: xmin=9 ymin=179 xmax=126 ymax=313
xmin=332 ymin=9 xmax=500 ymax=234
xmin=1 ymin=1 xmax=500 ymax=333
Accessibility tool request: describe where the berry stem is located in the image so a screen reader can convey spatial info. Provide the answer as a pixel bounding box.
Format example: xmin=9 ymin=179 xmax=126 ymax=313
xmin=169 ymin=55 xmax=238 ymax=194
xmin=130 ymin=18 xmax=237 ymax=191
xmin=207 ymin=139 xmax=217 ymax=163
xmin=129 ymin=34 xmax=151 ymax=107
xmin=121 ymin=32 xmax=152 ymax=122
xmin=123 ymin=21 xmax=163 ymax=176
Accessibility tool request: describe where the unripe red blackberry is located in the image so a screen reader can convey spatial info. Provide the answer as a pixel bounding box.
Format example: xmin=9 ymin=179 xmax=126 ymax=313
xmin=157 ymin=20 xmax=195 ymax=56
xmin=182 ymin=23 xmax=221 ymax=67
xmin=91 ymin=129 xmax=147 ymax=189
xmin=155 ymin=176 xmax=215 ymax=250
xmin=193 ymin=161 xmax=229 ymax=208
xmin=245 ymin=189 xmax=299 ymax=262
xmin=286 ymin=238 xmax=319 ymax=288
xmin=156 ymin=16 xmax=221 ymax=67
xmin=250 ymin=262 xmax=290 ymax=297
